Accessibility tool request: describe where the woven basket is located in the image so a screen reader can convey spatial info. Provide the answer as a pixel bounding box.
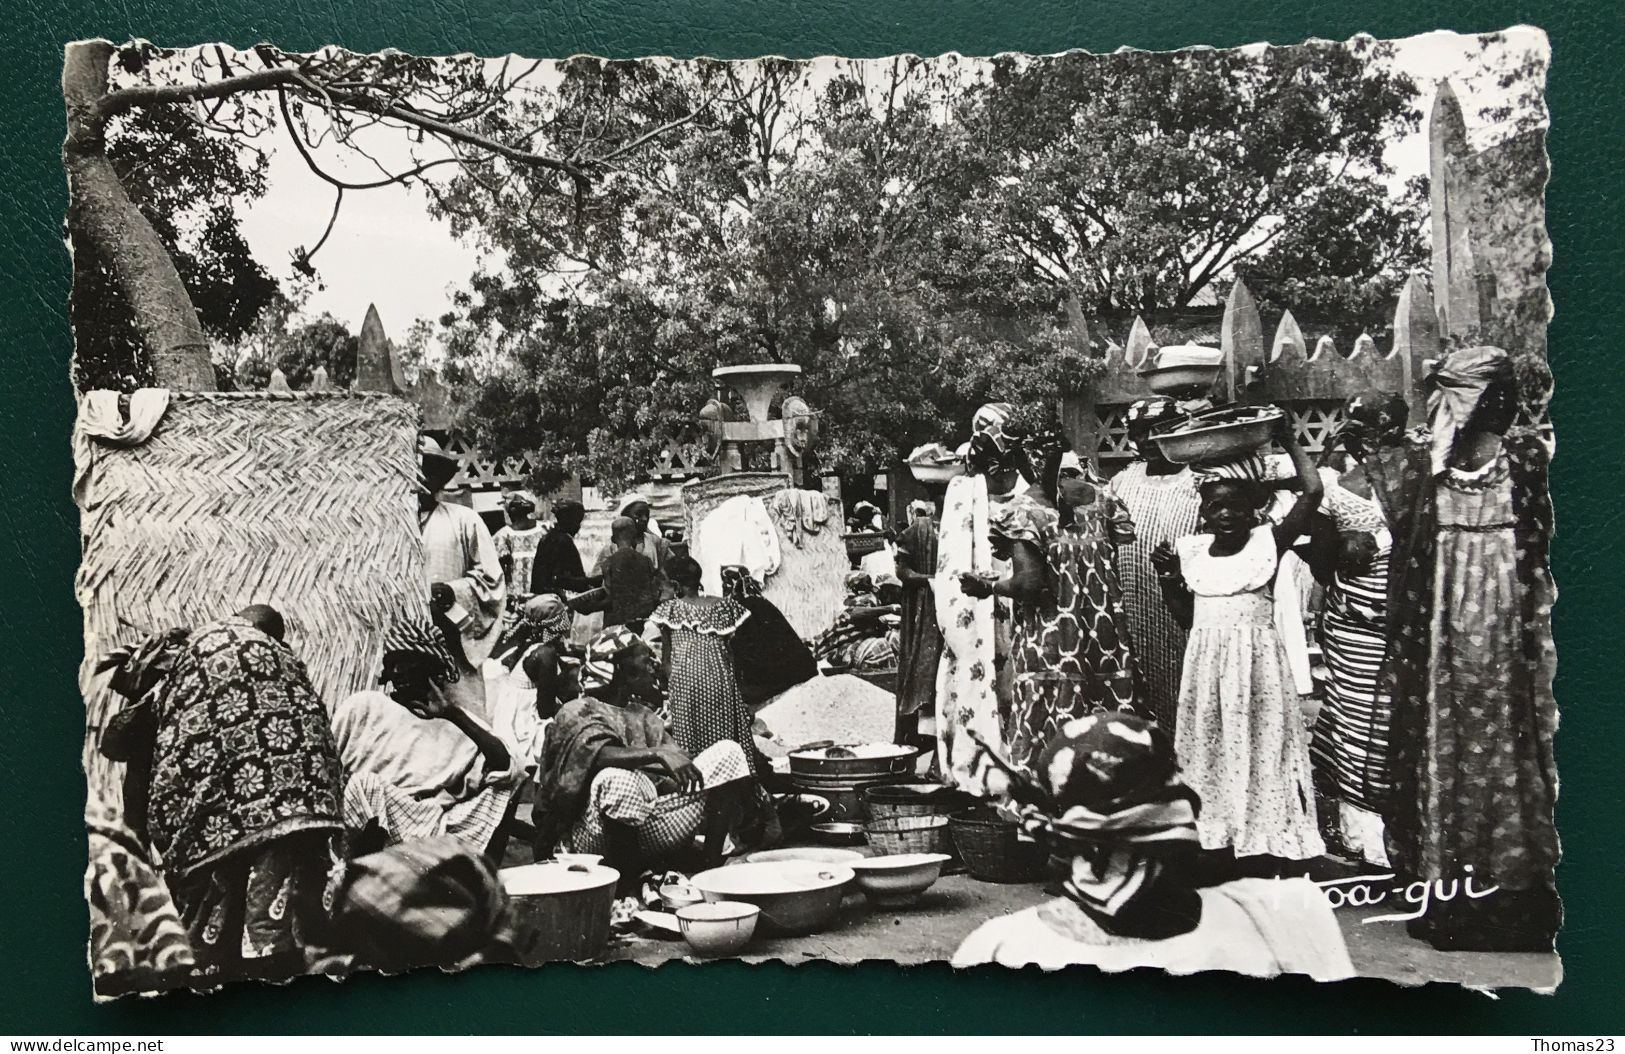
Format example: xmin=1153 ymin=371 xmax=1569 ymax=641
xmin=948 ymin=809 xmax=1046 ymax=883
xmin=865 ymin=814 xmax=952 ymax=857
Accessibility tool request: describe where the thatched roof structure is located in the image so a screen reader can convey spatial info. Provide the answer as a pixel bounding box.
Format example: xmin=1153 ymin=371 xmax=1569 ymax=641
xmin=75 ymin=391 xmax=427 ymax=809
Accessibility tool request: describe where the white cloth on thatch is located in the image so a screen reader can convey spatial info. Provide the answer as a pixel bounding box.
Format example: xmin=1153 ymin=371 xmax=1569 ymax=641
xmin=751 ymin=673 xmax=898 ymax=758
xmin=422 ymin=500 xmax=506 ymax=718
xmin=933 ymin=473 xmax=1002 ymax=795
xmin=72 ymin=388 xmax=170 ymax=510
xmin=695 ymin=494 xmax=782 ymax=595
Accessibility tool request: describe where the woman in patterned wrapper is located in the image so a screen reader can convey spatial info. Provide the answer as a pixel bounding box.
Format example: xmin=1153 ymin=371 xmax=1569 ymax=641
xmin=1377 ymin=346 xmax=1560 ymax=953
xmin=959 ymin=406 xmax=1144 ymax=775
xmin=96 ymin=605 xmax=344 ymax=983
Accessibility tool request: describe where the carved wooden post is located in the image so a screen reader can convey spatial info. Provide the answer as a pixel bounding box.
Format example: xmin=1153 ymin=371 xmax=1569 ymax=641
xmin=1392 ymin=273 xmax=1441 ymax=424
xmin=1221 ymin=280 xmax=1263 ymax=404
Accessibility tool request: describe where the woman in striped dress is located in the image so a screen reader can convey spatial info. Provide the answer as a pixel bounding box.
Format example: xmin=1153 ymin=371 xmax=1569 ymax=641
xmin=1107 ymin=398 xmax=1201 ymax=731
xmin=1306 ymin=391 xmax=1412 ymax=865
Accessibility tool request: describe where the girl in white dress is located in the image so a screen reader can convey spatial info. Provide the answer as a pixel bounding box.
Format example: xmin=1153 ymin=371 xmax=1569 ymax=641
xmin=1151 ymin=419 xmax=1325 ymax=863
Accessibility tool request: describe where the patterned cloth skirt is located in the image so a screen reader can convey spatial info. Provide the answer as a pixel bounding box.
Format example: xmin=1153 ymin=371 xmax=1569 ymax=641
xmin=166 ymin=828 xmax=340 ymax=981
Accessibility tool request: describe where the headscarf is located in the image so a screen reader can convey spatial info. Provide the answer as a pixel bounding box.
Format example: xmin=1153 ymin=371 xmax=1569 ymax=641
xmin=1426 ymin=346 xmax=1516 ymax=476
xmin=97 ymin=628 xmax=192 ymax=704
xmin=381 ymin=618 xmax=461 ymax=684
xmin=907 ymin=499 xmax=935 ymax=520
xmin=1124 ymin=397 xmax=1183 ymax=451
xmin=1018 ymin=713 xmax=1203 ymax=939
xmin=328 ymin=835 xmax=517 ymax=971
xmin=521 ymin=594 xmax=573 ymax=644
xmin=502 ymin=490 xmax=538 ymax=514
xmin=578 ymin=624 xmax=645 ymax=695
xmin=721 ymin=565 xmax=764 ymax=600
xmin=968 ymin=402 xmax=1018 ymax=476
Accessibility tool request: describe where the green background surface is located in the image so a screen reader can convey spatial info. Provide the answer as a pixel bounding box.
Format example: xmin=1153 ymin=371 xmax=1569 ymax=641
xmin=3 ymin=0 xmax=1620 ymax=1035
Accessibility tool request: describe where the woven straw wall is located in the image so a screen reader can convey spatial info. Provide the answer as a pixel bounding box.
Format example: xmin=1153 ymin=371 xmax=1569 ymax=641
xmin=76 ymin=392 xmax=427 ymax=809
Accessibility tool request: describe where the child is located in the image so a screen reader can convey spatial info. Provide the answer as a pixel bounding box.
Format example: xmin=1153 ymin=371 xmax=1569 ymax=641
xmin=1151 ymin=418 xmax=1325 ymax=866
xmin=602 ymin=516 xmax=663 ymax=634
xmin=650 ymin=555 xmax=760 ymax=776
xmin=492 ymin=492 xmax=545 ymax=605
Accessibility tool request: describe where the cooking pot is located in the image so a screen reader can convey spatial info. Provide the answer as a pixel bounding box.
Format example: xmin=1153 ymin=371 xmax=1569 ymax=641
xmin=500 ymin=862 xmax=620 ymax=965
xmin=788 ymin=743 xmax=923 ymax=779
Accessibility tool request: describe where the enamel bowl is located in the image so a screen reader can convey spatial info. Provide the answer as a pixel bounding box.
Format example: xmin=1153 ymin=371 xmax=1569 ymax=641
xmin=847 ymin=853 xmax=952 ymax=909
xmin=675 ymin=901 xmax=760 ymax=958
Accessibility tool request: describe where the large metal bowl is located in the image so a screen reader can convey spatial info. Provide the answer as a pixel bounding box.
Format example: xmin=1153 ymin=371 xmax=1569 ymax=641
xmin=690 ymin=861 xmax=855 ymax=935
xmin=1151 ymin=406 xmax=1283 ymax=465
xmin=787 ymin=743 xmax=924 ymax=779
xmin=1139 ymin=363 xmax=1221 ymax=395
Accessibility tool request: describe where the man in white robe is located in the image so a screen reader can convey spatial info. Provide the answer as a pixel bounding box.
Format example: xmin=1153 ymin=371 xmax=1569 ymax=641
xmin=418 ymin=436 xmax=506 ymax=721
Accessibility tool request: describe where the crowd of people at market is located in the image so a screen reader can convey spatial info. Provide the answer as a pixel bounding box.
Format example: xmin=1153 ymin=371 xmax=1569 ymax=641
xmin=87 ymin=342 xmax=1558 ymax=991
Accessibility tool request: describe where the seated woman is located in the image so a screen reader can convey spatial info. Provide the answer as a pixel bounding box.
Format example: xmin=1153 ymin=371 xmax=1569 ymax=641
xmin=953 ymin=712 xmax=1354 ymax=981
xmin=488 ymin=594 xmax=580 ymax=769
xmin=814 ymin=571 xmax=902 ymax=671
xmin=332 ymin=619 xmax=524 ymax=859
xmin=532 ymin=626 xmax=758 ymax=890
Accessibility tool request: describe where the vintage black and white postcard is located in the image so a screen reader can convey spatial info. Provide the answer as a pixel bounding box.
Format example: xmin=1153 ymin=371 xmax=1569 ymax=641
xmin=65 ymin=27 xmax=1558 ymax=998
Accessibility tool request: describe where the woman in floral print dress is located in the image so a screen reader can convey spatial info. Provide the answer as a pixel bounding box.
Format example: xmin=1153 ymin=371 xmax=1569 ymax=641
xmin=961 ymin=412 xmax=1143 ymax=775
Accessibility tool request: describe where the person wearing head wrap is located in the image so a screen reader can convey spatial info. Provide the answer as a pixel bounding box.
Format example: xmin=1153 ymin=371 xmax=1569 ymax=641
xmin=1300 ymin=390 xmax=1413 ymax=866
xmin=592 ymin=498 xmax=673 ymax=583
xmin=332 ymin=618 xmax=523 ymax=859
xmin=953 ymin=714 xmax=1354 ymax=980
xmin=1105 ymin=397 xmax=1208 ymax=729
xmin=960 ymin=407 xmax=1145 ymax=773
xmin=533 ymin=626 xmax=759 ymax=885
xmin=493 ymin=490 xmax=545 ymax=606
xmin=1375 ymin=346 xmax=1560 ymax=952
xmin=96 ymin=610 xmax=343 ymax=982
xmin=814 ymin=569 xmax=902 ymax=671
xmin=894 ymin=498 xmax=945 ymax=742
xmin=321 ymin=835 xmax=520 ymax=974
xmin=719 ymin=565 xmax=818 ymax=709
xmin=418 ymin=436 xmax=506 ymax=723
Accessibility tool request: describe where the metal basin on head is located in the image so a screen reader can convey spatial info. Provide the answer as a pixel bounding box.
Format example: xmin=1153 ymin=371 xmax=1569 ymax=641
xmin=713 ymin=364 xmax=802 ymax=423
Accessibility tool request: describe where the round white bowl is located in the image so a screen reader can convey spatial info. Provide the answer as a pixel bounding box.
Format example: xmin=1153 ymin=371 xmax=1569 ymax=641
xmin=690 ymin=861 xmax=855 ymax=935
xmin=848 ymin=853 xmax=952 ymax=908
xmin=676 ymin=901 xmax=761 ymax=958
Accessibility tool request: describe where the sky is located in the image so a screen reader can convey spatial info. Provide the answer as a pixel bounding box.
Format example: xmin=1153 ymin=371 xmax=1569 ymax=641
xmin=224 ymin=27 xmax=1548 ymax=345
